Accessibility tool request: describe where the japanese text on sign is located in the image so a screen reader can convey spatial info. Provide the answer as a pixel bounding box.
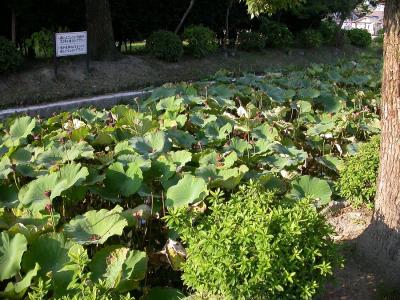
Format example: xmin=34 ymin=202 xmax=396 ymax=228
xmin=55 ymin=31 xmax=87 ymax=57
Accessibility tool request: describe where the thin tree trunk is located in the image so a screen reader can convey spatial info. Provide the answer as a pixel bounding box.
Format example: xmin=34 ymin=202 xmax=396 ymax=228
xmin=224 ymin=0 xmax=234 ymax=57
xmin=358 ymin=0 xmax=400 ymax=287
xmin=175 ymin=0 xmax=195 ymax=34
xmin=11 ymin=8 xmax=16 ymax=45
xmin=85 ymin=0 xmax=118 ymax=60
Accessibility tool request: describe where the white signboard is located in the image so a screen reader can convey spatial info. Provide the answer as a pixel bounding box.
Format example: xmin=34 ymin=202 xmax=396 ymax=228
xmin=55 ymin=31 xmax=87 ymax=57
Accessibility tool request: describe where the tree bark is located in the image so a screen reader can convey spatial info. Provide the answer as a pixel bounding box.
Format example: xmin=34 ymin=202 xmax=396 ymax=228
xmin=224 ymin=0 xmax=234 ymax=56
xmin=358 ymin=0 xmax=400 ymax=287
xmin=175 ymin=0 xmax=196 ymax=34
xmin=11 ymin=8 xmax=16 ymax=44
xmin=85 ymin=0 xmax=118 ymax=60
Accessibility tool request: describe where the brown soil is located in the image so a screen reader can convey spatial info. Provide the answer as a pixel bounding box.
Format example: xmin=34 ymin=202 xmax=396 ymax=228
xmin=318 ymin=206 xmax=393 ymax=300
xmin=0 ymin=46 xmax=360 ymax=108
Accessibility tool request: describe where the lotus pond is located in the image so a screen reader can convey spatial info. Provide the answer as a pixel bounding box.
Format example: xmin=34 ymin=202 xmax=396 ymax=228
xmin=0 ymin=53 xmax=382 ymax=299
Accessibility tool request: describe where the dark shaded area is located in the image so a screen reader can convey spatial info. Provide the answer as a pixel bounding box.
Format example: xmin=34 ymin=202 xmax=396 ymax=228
xmin=0 ymin=0 xmax=363 ymax=52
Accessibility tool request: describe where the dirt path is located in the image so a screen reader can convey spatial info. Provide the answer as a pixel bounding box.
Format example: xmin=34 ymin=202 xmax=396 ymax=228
xmin=318 ymin=206 xmax=388 ymax=300
xmin=0 ymin=46 xmax=360 ymax=108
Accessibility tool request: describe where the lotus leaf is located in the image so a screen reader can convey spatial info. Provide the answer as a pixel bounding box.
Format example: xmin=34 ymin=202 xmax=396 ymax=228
xmin=166 ymin=175 xmax=208 ymax=208
xmin=64 ymin=206 xmax=127 ymax=244
xmin=0 ymin=232 xmax=27 ymax=281
xmin=289 ymin=175 xmax=332 ymax=205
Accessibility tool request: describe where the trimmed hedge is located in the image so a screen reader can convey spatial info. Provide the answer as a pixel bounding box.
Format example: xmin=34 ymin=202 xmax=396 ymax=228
xmin=183 ymin=25 xmax=218 ymax=58
xmin=347 ymin=29 xmax=372 ymax=48
xmin=146 ymin=31 xmax=183 ymax=62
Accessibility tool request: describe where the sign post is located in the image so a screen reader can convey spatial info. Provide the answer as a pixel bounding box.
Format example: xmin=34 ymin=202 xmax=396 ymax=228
xmin=54 ymin=31 xmax=89 ymax=78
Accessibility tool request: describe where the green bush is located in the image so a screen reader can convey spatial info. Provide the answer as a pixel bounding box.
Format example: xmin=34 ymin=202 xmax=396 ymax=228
xmin=25 ymin=28 xmax=53 ymax=58
xmin=337 ymin=135 xmax=380 ymax=205
xmin=373 ymin=28 xmax=384 ymax=49
xmin=237 ymin=31 xmax=265 ymax=51
xmin=347 ymin=29 xmax=372 ymax=48
xmin=146 ymin=30 xmax=183 ymax=62
xmin=319 ymin=21 xmax=339 ymax=45
xmin=298 ymin=29 xmax=323 ymax=48
xmin=0 ymin=36 xmax=23 ymax=74
xmin=259 ymin=18 xmax=293 ymax=48
xmin=166 ymin=181 xmax=341 ymax=300
xmin=183 ymin=25 xmax=218 ymax=58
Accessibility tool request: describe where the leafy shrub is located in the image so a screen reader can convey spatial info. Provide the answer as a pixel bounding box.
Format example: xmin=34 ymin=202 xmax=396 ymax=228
xmin=146 ymin=30 xmax=183 ymax=62
xmin=183 ymin=25 xmax=218 ymax=58
xmin=373 ymin=28 xmax=384 ymax=49
xmin=347 ymin=29 xmax=372 ymax=48
xmin=337 ymin=135 xmax=380 ymax=205
xmin=167 ymin=182 xmax=341 ymax=300
xmin=259 ymin=18 xmax=293 ymax=48
xmin=298 ymin=29 xmax=323 ymax=48
xmin=237 ymin=31 xmax=265 ymax=51
xmin=25 ymin=28 xmax=54 ymax=58
xmin=319 ymin=21 xmax=339 ymax=45
xmin=0 ymin=36 xmax=23 ymax=73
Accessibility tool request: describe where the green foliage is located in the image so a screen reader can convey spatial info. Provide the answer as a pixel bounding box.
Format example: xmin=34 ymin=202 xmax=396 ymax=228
xmin=289 ymin=175 xmax=332 ymax=206
xmin=183 ymin=25 xmax=218 ymax=58
xmin=337 ymin=135 xmax=380 ymax=205
xmin=242 ymin=0 xmax=303 ymax=16
xmin=0 ymin=232 xmax=27 ymax=281
xmin=319 ymin=20 xmax=339 ymax=45
xmin=146 ymin=30 xmax=183 ymax=62
xmin=25 ymin=28 xmax=54 ymax=58
xmin=0 ymin=54 xmax=382 ymax=299
xmin=373 ymin=28 xmax=384 ymax=50
xmin=347 ymin=29 xmax=372 ymax=48
xmin=298 ymin=29 xmax=323 ymax=48
xmin=167 ymin=182 xmax=341 ymax=299
xmin=259 ymin=18 xmax=293 ymax=48
xmin=0 ymin=36 xmax=23 ymax=74
xmin=237 ymin=31 xmax=265 ymax=51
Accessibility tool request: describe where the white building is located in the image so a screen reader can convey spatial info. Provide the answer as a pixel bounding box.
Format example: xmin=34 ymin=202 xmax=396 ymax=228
xmin=342 ymin=5 xmax=384 ymax=37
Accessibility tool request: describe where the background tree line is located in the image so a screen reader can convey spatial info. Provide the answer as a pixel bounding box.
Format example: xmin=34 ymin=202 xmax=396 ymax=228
xmin=1 ymin=0 xmax=369 ymax=56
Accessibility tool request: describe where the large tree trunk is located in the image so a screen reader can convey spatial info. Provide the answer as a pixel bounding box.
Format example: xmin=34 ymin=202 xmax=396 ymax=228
xmin=358 ymin=0 xmax=400 ymax=287
xmin=85 ymin=0 xmax=118 ymax=60
xmin=224 ymin=0 xmax=234 ymax=56
xmin=175 ymin=0 xmax=195 ymax=34
xmin=11 ymin=8 xmax=16 ymax=44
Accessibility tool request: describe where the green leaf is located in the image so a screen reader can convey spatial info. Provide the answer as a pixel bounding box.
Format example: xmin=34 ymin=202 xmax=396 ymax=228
xmin=0 ymin=232 xmax=27 ymax=281
xmin=298 ymin=88 xmax=320 ymax=99
xmin=289 ymin=175 xmax=332 ymax=205
xmin=19 ymin=163 xmax=88 ymax=211
xmin=252 ymin=123 xmax=279 ymax=141
xmin=316 ymin=95 xmax=343 ymax=113
xmin=1 ymin=263 xmax=40 ymax=299
xmin=105 ymin=162 xmax=143 ymax=197
xmin=0 ymin=184 xmax=19 ymax=208
xmin=315 ymin=155 xmax=344 ymax=173
xmin=22 ymin=233 xmax=70 ymax=276
xmin=167 ymin=129 xmax=196 ymax=148
xmin=9 ymin=116 xmax=36 ymax=141
xmin=226 ymin=138 xmax=251 ymax=156
xmin=144 ymin=287 xmax=185 ymax=300
xmin=166 ymin=175 xmax=208 ymax=208
xmin=22 ymin=233 xmax=72 ymax=297
xmin=90 ymin=246 xmax=148 ymax=292
xmin=0 ymin=157 xmax=12 ymax=180
xmin=130 ymin=131 xmax=171 ymax=158
xmin=19 ymin=173 xmax=58 ymax=211
xmin=213 ymin=165 xmax=249 ymax=190
xmin=64 ymin=206 xmax=128 ymax=245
